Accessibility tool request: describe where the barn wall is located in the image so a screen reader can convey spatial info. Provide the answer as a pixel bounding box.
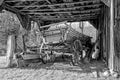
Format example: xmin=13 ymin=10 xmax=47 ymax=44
xmin=103 ymin=0 xmax=120 ymax=73
xmin=113 ymin=0 xmax=120 ymax=72
xmin=101 ymin=5 xmax=110 ymax=65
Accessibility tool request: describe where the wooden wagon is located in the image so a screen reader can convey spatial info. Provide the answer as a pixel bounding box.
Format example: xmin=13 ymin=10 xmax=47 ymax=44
xmin=40 ymin=24 xmax=92 ymax=65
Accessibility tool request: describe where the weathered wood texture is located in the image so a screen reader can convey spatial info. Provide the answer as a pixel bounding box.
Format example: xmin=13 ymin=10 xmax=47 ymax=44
xmin=113 ymin=0 xmax=120 ymax=73
xmin=64 ymin=26 xmax=89 ymax=42
xmin=107 ymin=0 xmax=114 ymax=72
xmin=3 ymin=0 xmax=102 ymax=26
xmin=44 ymin=23 xmax=90 ymax=44
xmin=6 ymin=35 xmax=15 ymax=67
xmin=0 ymin=0 xmax=4 ymax=5
xmin=101 ymin=5 xmax=110 ymax=65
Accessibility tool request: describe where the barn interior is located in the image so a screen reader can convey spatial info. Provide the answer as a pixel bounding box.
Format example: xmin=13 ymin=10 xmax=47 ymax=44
xmin=0 ymin=0 xmax=116 ymax=73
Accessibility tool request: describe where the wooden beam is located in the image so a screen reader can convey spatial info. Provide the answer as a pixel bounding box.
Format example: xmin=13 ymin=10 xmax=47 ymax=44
xmin=12 ymin=0 xmax=100 ymax=8
xmin=39 ymin=16 xmax=98 ymax=22
xmin=52 ymin=16 xmax=98 ymax=21
xmin=34 ymin=13 xmax=100 ymax=19
xmin=5 ymin=0 xmax=44 ymax=2
xmin=2 ymin=3 xmax=35 ymax=22
xmin=20 ymin=4 xmax=101 ymax=12
xmin=0 ymin=0 xmax=4 ymax=5
xmin=109 ymin=0 xmax=114 ymax=72
xmin=2 ymin=3 xmax=25 ymax=15
xmin=27 ymin=8 xmax=101 ymax=15
xmin=44 ymin=0 xmax=61 ymax=18
xmin=22 ymin=1 xmax=39 ymax=10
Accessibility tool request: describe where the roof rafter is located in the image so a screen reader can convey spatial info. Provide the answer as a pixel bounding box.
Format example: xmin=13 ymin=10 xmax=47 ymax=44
xmin=26 ymin=8 xmax=101 ymax=15
xmin=34 ymin=13 xmax=100 ymax=20
xmin=35 ymin=17 xmax=98 ymax=22
xmin=12 ymin=0 xmax=100 ymax=8
xmin=22 ymin=1 xmax=39 ymax=10
xmin=20 ymin=4 xmax=101 ymax=11
xmin=5 ymin=0 xmax=44 ymax=2
xmin=44 ymin=0 xmax=61 ymax=18
xmin=2 ymin=3 xmax=25 ymax=15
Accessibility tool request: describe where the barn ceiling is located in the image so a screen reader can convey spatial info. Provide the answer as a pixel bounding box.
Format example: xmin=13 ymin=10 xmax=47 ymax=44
xmin=1 ymin=0 xmax=103 ymax=27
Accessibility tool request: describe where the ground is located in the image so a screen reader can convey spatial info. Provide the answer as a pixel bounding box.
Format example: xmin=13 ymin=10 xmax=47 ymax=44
xmin=0 ymin=56 xmax=119 ymax=80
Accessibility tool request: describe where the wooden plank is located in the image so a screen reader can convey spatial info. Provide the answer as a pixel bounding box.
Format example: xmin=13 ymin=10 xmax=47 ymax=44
xmin=27 ymin=8 xmax=101 ymax=15
xmin=34 ymin=14 xmax=99 ymax=21
xmin=12 ymin=0 xmax=100 ymax=7
xmin=20 ymin=4 xmax=101 ymax=12
xmin=109 ymin=0 xmax=114 ymax=71
xmin=113 ymin=0 xmax=120 ymax=73
xmin=36 ymin=12 xmax=100 ymax=17
xmin=22 ymin=1 xmax=39 ymax=10
xmin=5 ymin=0 xmax=44 ymax=2
xmin=0 ymin=0 xmax=4 ymax=5
xmin=40 ymin=17 xmax=98 ymax=23
xmin=44 ymin=0 xmax=62 ymax=18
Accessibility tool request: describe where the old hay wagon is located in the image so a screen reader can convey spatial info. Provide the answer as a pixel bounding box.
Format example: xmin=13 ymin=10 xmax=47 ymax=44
xmin=40 ymin=23 xmax=92 ymax=65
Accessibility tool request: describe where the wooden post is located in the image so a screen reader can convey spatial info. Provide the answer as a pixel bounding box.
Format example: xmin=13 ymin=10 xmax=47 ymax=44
xmin=0 ymin=0 xmax=4 ymax=5
xmin=6 ymin=35 xmax=15 ymax=67
xmin=109 ymin=0 xmax=114 ymax=71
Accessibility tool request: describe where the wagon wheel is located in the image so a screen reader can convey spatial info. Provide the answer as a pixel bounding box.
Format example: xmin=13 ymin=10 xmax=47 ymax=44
xmin=71 ymin=39 xmax=83 ymax=66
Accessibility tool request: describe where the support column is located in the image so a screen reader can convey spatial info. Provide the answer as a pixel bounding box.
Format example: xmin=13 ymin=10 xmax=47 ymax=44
xmin=109 ymin=0 xmax=114 ymax=71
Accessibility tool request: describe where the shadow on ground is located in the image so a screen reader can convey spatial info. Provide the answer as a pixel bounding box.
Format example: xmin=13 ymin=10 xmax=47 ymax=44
xmin=17 ymin=56 xmax=108 ymax=76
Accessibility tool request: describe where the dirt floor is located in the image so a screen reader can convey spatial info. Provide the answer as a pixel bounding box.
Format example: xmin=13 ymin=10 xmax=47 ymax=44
xmin=0 ymin=56 xmax=119 ymax=80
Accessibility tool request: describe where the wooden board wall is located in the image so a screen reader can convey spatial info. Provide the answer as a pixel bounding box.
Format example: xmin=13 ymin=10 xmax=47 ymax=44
xmin=101 ymin=5 xmax=110 ymax=65
xmin=113 ymin=0 xmax=120 ymax=72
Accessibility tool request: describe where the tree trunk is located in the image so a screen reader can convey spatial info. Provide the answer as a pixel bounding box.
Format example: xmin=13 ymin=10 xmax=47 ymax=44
xmin=6 ymin=35 xmax=15 ymax=67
